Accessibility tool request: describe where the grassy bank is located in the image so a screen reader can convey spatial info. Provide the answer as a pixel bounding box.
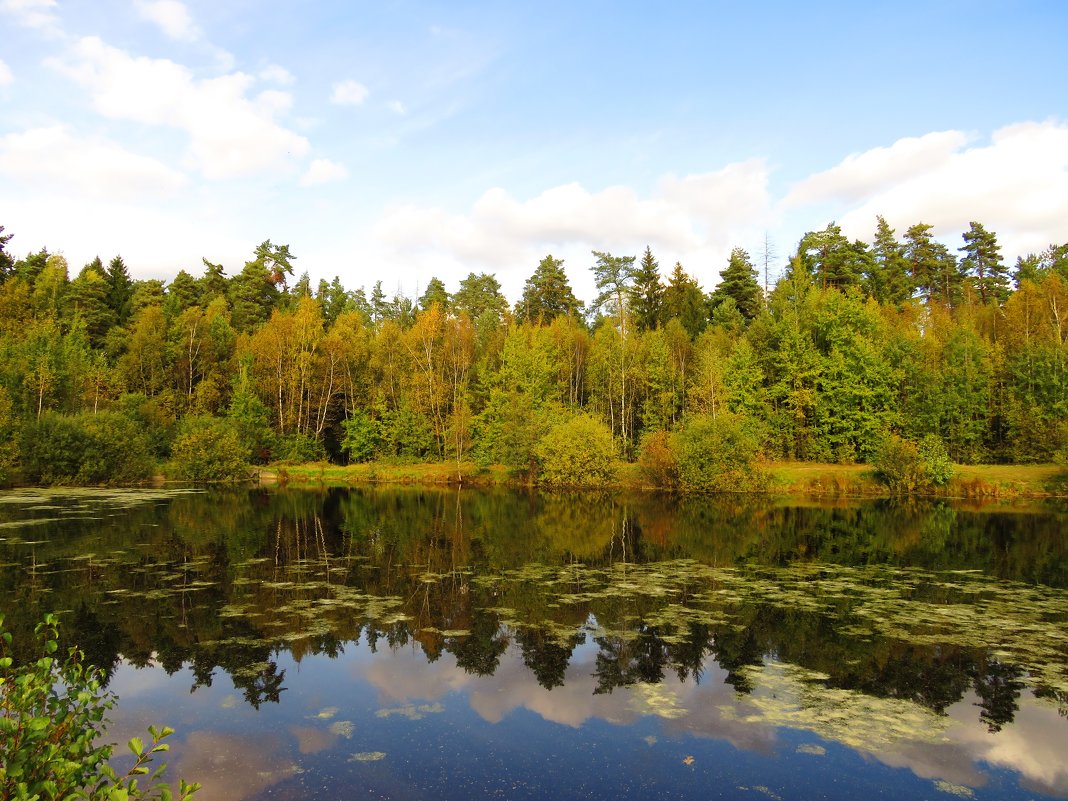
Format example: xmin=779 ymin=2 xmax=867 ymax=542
xmin=264 ymin=460 xmax=1067 ymax=498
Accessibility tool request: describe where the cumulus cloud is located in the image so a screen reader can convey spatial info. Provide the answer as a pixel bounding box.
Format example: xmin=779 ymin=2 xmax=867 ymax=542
xmin=785 ymin=130 xmax=971 ymax=207
xmin=784 ymin=121 xmax=1068 ymax=258
xmin=387 ymin=99 xmax=407 ymax=115
xmin=0 ymin=0 xmax=60 ymax=33
xmin=331 ymin=79 xmax=369 ymax=106
xmin=0 ymin=125 xmax=187 ymax=198
xmin=260 ymin=64 xmax=295 ymax=86
xmin=300 ymin=158 xmax=348 ymax=187
xmin=0 ymin=59 xmax=11 ymax=86
xmin=133 ymin=0 xmax=200 ymax=42
xmin=372 ymin=159 xmax=773 ymax=299
xmin=47 ymin=36 xmax=310 ymax=178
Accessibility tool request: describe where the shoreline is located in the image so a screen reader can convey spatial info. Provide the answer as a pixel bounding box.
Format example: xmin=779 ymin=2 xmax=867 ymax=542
xmin=261 ymin=460 xmax=1068 ymax=499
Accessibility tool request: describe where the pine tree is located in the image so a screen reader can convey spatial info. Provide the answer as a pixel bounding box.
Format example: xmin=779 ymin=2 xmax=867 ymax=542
xmin=454 ymin=272 xmax=508 ymax=322
xmin=905 ymin=223 xmax=961 ymax=306
xmin=629 ymin=246 xmax=664 ymax=331
xmin=418 ymin=276 xmax=449 ymax=312
xmin=960 ymin=221 xmax=1008 ymax=305
xmin=515 ymin=255 xmax=583 ymax=324
xmin=199 ymin=258 xmax=228 ymax=304
xmin=797 ymin=223 xmax=867 ymax=290
xmin=165 ymin=270 xmax=200 ymax=318
xmin=711 ymin=247 xmax=762 ymax=321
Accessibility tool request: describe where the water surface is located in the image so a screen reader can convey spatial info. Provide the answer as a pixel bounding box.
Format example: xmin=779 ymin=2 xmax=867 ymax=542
xmin=1 ymin=487 xmax=1065 ymax=800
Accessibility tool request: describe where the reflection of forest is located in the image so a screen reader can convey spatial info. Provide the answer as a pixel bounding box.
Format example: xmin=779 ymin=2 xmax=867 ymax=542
xmin=0 ymin=487 xmax=1065 ymax=728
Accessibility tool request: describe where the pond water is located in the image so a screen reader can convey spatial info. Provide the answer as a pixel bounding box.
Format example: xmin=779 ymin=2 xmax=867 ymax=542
xmin=1 ymin=486 xmax=1066 ymax=800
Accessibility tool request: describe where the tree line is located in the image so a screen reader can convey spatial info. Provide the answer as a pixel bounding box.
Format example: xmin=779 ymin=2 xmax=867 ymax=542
xmin=0 ymin=216 xmax=1065 ymax=485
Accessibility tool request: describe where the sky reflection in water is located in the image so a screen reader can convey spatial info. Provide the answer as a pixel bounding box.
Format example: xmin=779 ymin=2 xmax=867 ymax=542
xmin=1 ymin=486 xmax=1066 ymax=800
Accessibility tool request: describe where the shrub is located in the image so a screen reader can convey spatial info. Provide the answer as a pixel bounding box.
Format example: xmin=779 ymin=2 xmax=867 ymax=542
xmin=170 ymin=416 xmax=248 ymax=481
xmin=671 ymin=414 xmax=765 ymax=493
xmin=918 ymin=434 xmax=954 ymax=486
xmin=225 ymin=385 xmax=275 ymax=464
xmin=0 ymin=612 xmax=200 ymax=800
xmin=274 ymin=433 xmax=327 ymax=463
xmin=872 ymin=433 xmax=925 ymax=493
xmin=19 ymin=412 xmax=153 ymax=485
xmin=534 ymin=414 xmax=617 ymax=487
xmin=379 ymin=405 xmax=436 ymax=459
xmin=341 ymin=411 xmax=380 ymax=463
xmin=874 ymin=432 xmax=956 ymax=492
xmin=637 ymin=429 xmax=678 ymax=489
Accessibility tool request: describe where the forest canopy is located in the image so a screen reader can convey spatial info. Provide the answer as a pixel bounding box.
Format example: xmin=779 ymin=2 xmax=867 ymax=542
xmin=0 ymin=219 xmax=1065 ymax=486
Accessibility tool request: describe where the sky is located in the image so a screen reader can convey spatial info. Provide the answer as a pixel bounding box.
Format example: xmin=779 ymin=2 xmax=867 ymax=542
xmin=1 ymin=0 xmax=1066 ymax=305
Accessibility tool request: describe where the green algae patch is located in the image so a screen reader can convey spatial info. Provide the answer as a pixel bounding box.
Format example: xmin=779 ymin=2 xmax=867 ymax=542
xmin=349 ymin=752 xmax=387 ymax=762
xmin=729 ymin=661 xmax=952 ymax=752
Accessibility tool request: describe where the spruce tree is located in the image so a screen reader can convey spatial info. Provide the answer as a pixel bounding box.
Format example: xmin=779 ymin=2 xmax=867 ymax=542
xmin=711 ymin=247 xmax=762 ymax=321
xmin=105 ymin=255 xmax=134 ymax=325
xmin=66 ymin=259 xmax=115 ymax=345
xmin=869 ymin=216 xmax=911 ymax=306
xmin=629 ymin=246 xmax=664 ymax=331
xmin=662 ymin=263 xmax=708 ymax=337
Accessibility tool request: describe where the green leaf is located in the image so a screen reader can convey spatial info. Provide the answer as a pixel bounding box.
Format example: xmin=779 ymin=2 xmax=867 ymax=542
xmin=128 ymin=737 xmax=144 ymax=758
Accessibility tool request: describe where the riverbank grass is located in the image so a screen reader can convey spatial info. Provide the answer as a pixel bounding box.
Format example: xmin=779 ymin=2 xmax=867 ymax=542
xmin=268 ymin=459 xmax=1065 ymax=497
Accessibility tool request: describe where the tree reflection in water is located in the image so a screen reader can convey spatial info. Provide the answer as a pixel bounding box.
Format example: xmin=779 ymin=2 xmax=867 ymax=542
xmin=0 ymin=486 xmax=1065 ymax=733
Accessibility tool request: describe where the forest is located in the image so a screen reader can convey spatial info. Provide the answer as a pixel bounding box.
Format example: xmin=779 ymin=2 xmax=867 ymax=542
xmin=0 ymin=217 xmax=1065 ymax=488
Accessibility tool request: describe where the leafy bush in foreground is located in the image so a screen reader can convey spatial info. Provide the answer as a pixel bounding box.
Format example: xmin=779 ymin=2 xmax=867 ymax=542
xmin=0 ymin=613 xmax=200 ymax=801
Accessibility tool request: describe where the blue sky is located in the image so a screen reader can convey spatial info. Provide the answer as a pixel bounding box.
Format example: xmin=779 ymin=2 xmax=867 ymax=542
xmin=1 ymin=0 xmax=1066 ymax=303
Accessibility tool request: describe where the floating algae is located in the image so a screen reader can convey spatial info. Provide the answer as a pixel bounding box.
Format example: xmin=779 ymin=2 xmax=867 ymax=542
xmin=728 ymin=660 xmax=952 ymax=752
xmin=628 ymin=682 xmax=687 ymax=720
xmin=934 ymin=780 xmax=976 ymax=798
xmin=328 ymin=720 xmax=354 ymax=738
xmin=349 ymin=752 xmax=386 ymax=762
xmin=375 ymin=703 xmax=444 ymax=721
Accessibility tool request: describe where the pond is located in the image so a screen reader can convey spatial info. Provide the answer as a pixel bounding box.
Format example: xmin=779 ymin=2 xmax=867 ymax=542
xmin=1 ymin=486 xmax=1066 ymax=800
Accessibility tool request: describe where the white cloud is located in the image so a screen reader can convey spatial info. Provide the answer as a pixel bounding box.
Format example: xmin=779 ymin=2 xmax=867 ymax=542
xmin=260 ymin=64 xmax=295 ymax=86
xmin=372 ymin=159 xmax=773 ymax=299
xmin=134 ymin=0 xmax=200 ymax=42
xmin=0 ymin=125 xmax=187 ymax=199
xmin=387 ymin=99 xmax=407 ymax=115
xmin=0 ymin=59 xmax=12 ymax=86
xmin=784 ymin=121 xmax=1068 ymax=258
xmin=48 ymin=36 xmax=310 ymax=179
xmin=0 ymin=0 xmax=60 ymax=33
xmin=300 ymin=159 xmax=348 ymax=187
xmin=785 ymin=130 xmax=971 ymax=207
xmin=331 ymin=79 xmax=369 ymax=106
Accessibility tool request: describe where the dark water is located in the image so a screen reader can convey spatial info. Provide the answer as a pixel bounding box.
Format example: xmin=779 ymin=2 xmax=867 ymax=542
xmin=1 ymin=486 xmax=1067 ymax=800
